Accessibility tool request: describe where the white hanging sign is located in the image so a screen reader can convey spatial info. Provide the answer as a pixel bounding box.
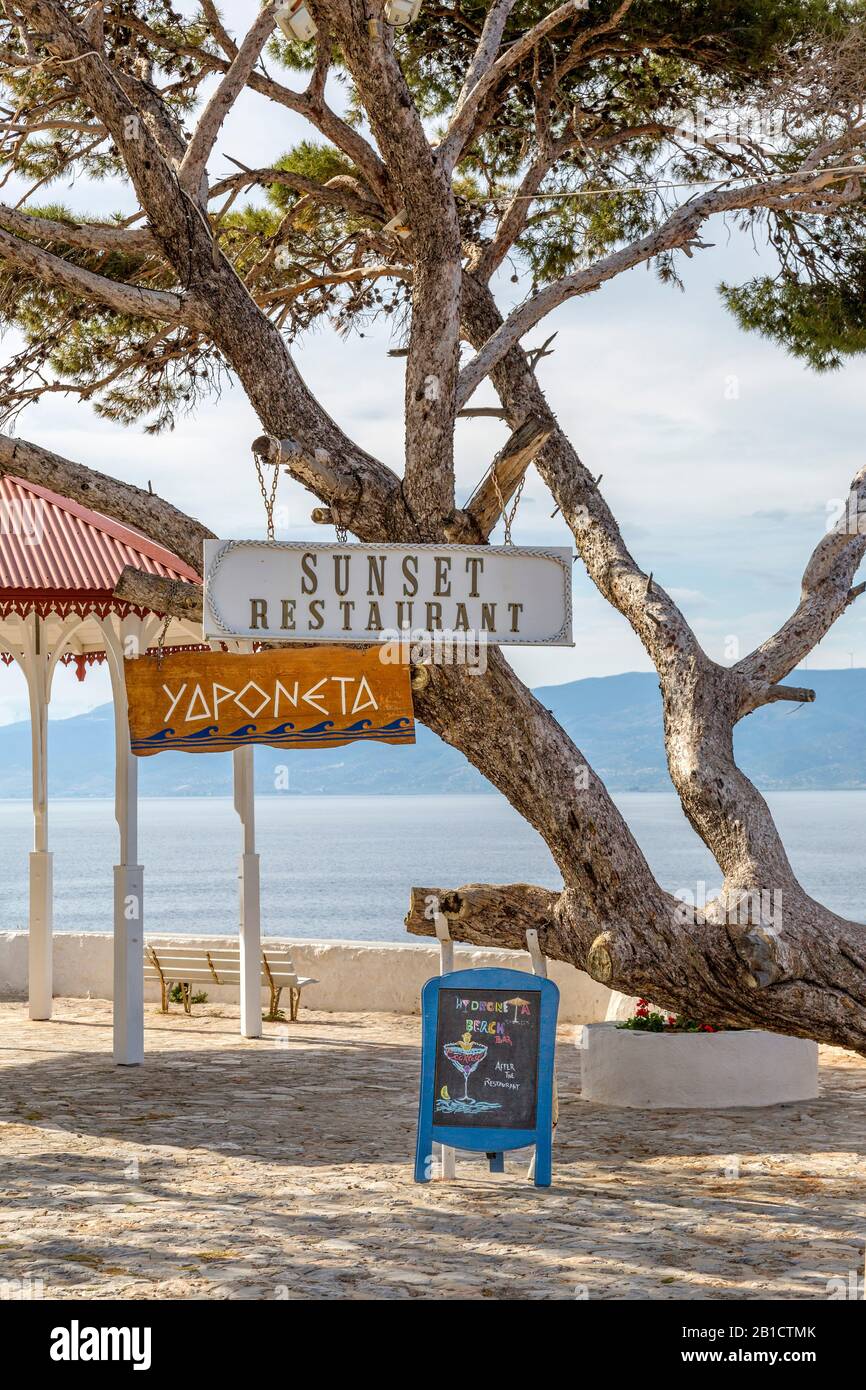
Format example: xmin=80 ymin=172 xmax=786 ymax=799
xmin=203 ymin=541 xmax=573 ymax=646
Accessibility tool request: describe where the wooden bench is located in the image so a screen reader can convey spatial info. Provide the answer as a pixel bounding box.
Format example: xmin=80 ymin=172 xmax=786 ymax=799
xmin=144 ymin=944 xmax=317 ymax=1021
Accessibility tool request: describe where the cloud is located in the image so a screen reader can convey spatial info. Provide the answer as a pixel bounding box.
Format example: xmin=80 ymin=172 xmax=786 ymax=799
xmin=667 ymin=587 xmax=710 ymax=608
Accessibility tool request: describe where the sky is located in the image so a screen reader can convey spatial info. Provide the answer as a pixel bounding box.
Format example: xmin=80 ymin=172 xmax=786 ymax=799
xmin=1 ymin=0 xmax=865 ymax=725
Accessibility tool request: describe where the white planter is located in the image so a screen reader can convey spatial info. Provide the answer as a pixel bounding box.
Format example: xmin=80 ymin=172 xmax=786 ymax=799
xmin=579 ymin=1022 xmax=819 ymax=1109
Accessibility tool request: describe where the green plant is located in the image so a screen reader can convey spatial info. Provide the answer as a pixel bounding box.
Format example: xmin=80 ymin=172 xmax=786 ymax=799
xmin=617 ymin=999 xmax=722 ymax=1033
xmin=168 ymin=983 xmax=208 ymax=1006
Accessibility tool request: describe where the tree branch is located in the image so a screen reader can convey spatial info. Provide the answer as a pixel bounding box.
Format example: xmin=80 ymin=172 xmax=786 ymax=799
xmin=448 ymin=414 xmax=552 ymax=541
xmin=14 ymin=0 xmax=406 ymax=540
xmin=200 ymin=0 xmax=239 ymax=59
xmin=249 ymin=432 xmax=403 ymax=539
xmin=256 ymin=262 xmax=410 ymax=305
xmin=209 ymin=165 xmax=382 ymax=221
xmin=753 ymin=682 xmax=816 ymax=707
xmin=0 ymin=203 xmax=156 ymax=254
xmin=458 ymin=166 xmax=865 ymax=407
xmin=114 ymin=565 xmax=203 ymax=620
xmin=328 ymin=0 xmax=461 ymax=531
xmin=103 ymin=3 xmax=390 ymax=201
xmin=736 ymin=465 xmax=866 ymax=695
xmin=474 ymin=146 xmax=555 ymax=282
xmin=460 ymin=270 xmax=698 ymax=666
xmin=406 ymin=882 xmax=561 ymax=954
xmin=440 ymin=0 xmax=582 ymax=173
xmin=178 ymin=3 xmax=277 ymax=200
xmin=405 ymin=871 xmax=866 ymax=1054
xmin=451 ymin=0 xmax=518 ymax=118
xmin=0 ymin=433 xmax=214 ymax=573
xmin=15 ymin=1 xmax=200 ymax=258
xmin=272 ymin=84 xmax=390 ymax=206
xmin=441 ymin=0 xmax=638 ymax=174
xmin=0 ymin=226 xmax=195 ymax=324
xmin=459 ymin=272 xmax=821 ymax=913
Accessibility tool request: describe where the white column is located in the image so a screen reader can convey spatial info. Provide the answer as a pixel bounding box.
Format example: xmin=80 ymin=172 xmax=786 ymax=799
xmin=112 ymin=749 xmax=143 ymax=1066
xmin=4 ymin=611 xmax=111 ymax=1024
xmin=233 ymin=745 xmax=262 ymax=1038
xmin=1 ymin=612 xmax=90 ymax=1021
xmin=102 ymin=617 xmax=146 ymax=1065
xmin=26 ymin=619 xmax=52 ymax=1020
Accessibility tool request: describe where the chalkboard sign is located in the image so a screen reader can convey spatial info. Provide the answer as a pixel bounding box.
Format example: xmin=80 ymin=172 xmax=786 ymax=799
xmin=415 ymin=967 xmax=559 ymax=1187
xmin=432 ymin=987 xmax=541 ymax=1130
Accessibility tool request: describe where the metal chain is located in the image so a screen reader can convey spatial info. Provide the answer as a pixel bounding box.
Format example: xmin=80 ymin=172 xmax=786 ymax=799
xmin=253 ymin=437 xmax=282 ymax=542
xmin=333 ymin=487 xmax=362 ymax=544
xmin=491 ymin=466 xmax=525 ymax=546
xmin=252 ymin=434 xmax=353 ymax=545
xmin=155 ymin=614 xmax=169 ymax=668
xmin=254 ymin=454 xmax=280 ymax=542
xmin=155 ymin=580 xmax=179 ymax=669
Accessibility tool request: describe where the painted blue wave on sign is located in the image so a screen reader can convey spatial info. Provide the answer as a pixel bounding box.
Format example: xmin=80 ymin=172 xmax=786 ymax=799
xmin=131 ymin=717 xmax=416 ymax=755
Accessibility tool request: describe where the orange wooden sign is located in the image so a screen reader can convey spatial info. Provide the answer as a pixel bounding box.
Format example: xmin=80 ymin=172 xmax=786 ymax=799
xmin=124 ymin=646 xmax=415 ymax=756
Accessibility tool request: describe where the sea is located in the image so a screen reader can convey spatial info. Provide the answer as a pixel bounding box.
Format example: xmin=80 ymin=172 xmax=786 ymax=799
xmin=0 ymin=792 xmax=862 ymax=940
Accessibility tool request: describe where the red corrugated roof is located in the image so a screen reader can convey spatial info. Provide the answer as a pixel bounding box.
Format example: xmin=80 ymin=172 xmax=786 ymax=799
xmin=0 ymin=475 xmax=201 ymax=595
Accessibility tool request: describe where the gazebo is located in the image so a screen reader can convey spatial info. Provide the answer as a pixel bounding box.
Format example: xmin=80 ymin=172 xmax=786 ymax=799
xmin=0 ymin=473 xmax=261 ymax=1064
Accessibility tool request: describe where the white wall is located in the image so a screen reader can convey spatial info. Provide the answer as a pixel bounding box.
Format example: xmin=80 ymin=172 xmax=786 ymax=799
xmin=0 ymin=931 xmax=611 ymax=1024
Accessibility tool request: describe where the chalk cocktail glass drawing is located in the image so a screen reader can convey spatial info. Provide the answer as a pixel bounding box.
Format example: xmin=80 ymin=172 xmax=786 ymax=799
xmin=444 ymin=1033 xmax=488 ymax=1102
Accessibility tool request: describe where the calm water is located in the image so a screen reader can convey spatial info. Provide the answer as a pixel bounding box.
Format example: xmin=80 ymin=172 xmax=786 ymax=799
xmin=0 ymin=793 xmax=862 ymax=939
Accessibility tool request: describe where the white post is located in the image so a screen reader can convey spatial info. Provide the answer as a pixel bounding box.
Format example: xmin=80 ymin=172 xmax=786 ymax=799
xmin=525 ymin=927 xmax=547 ymax=979
xmin=233 ymin=745 xmax=262 ymax=1038
xmin=434 ymin=909 xmax=456 ymax=1179
xmin=526 ymin=928 xmax=556 ymax=1181
xmin=26 ymin=618 xmax=52 ymax=1019
xmin=113 ymin=753 xmax=144 ymax=1066
xmin=103 ymin=618 xmax=145 ymax=1065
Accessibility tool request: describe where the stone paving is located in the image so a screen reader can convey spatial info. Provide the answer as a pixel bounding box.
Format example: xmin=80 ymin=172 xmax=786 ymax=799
xmin=0 ymin=998 xmax=864 ymax=1300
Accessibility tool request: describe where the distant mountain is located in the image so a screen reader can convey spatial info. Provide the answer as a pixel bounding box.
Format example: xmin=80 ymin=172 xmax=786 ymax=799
xmin=0 ymin=668 xmax=863 ymax=797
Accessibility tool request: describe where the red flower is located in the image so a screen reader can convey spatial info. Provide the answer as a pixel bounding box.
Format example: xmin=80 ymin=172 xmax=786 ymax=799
xmin=666 ymin=1015 xmax=677 ymax=1027
xmin=700 ymin=1024 xmax=716 ymax=1033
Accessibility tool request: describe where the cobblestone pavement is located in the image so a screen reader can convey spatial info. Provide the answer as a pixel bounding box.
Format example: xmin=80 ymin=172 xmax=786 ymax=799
xmin=0 ymin=999 xmax=864 ymax=1300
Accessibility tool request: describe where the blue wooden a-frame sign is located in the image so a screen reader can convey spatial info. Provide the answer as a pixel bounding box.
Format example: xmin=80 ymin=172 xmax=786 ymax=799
xmin=414 ymin=967 xmax=559 ymax=1187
